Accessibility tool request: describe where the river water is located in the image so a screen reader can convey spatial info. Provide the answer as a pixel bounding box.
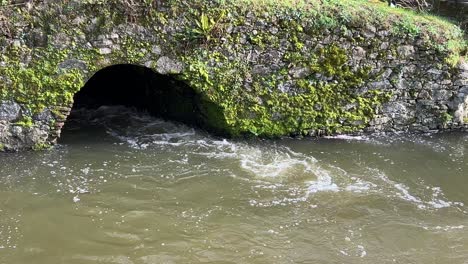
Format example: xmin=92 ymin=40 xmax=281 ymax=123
xmin=0 ymin=106 xmax=467 ymax=264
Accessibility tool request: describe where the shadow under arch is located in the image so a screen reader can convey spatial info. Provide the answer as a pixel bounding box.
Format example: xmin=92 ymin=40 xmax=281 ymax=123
xmin=67 ymin=64 xmax=225 ymax=134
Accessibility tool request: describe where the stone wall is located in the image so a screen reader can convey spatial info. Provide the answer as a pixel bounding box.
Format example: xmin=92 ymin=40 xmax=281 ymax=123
xmin=0 ymin=101 xmax=70 ymax=151
xmin=0 ymin=0 xmax=466 ymax=151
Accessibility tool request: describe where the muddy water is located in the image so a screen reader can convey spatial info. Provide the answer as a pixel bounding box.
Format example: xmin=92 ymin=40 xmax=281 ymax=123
xmin=0 ymin=106 xmax=467 ymax=264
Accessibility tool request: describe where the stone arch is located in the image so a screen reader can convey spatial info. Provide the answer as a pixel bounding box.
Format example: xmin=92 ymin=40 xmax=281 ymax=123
xmin=65 ymin=63 xmax=225 ymax=135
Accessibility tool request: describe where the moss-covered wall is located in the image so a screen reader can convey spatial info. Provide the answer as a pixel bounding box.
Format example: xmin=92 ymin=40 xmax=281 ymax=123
xmin=0 ymin=0 xmax=466 ymax=151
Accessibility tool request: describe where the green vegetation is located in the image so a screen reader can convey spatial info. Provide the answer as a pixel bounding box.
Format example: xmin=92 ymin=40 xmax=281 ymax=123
xmin=190 ymin=11 xmax=227 ymax=42
xmin=182 ymin=44 xmax=391 ymax=136
xmin=14 ymin=116 xmax=34 ymax=128
xmin=441 ymin=112 xmax=453 ymax=124
xmin=174 ymin=0 xmax=461 ymax=136
xmin=0 ymin=46 xmax=87 ymax=114
xmin=32 ymin=142 xmax=52 ymax=151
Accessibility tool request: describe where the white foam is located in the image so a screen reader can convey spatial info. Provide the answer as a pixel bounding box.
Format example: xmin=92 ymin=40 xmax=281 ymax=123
xmin=239 ymin=149 xmax=314 ymax=178
xmin=357 ymin=245 xmax=367 ymax=258
xmin=427 ymin=199 xmax=452 ymax=209
xmin=306 ymin=172 xmax=339 ymax=194
xmin=195 ymin=139 xmax=321 ymax=180
xmin=374 ymin=171 xmax=464 ymax=210
xmin=345 ymin=180 xmax=372 ymax=193
xmin=394 ymin=183 xmax=423 ymax=204
xmin=324 ymin=135 xmax=368 ymax=141
xmin=423 ymin=225 xmax=465 ymax=232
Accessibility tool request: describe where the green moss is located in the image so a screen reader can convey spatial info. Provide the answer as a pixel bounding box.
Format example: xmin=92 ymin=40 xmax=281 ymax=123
xmin=0 ymin=46 xmax=88 ymax=114
xmin=231 ymin=45 xmax=392 ymax=136
xmin=32 ymin=142 xmax=52 ymax=151
xmin=180 ymin=44 xmax=391 ymax=137
xmin=110 ymin=36 xmax=152 ymax=64
xmin=14 ymin=116 xmax=34 ymax=128
xmin=196 ymin=96 xmax=230 ymax=134
xmin=0 ymin=143 xmax=4 ymax=152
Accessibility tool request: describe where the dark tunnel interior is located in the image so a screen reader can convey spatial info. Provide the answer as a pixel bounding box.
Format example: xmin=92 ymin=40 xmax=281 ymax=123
xmin=70 ymin=64 xmax=203 ymax=126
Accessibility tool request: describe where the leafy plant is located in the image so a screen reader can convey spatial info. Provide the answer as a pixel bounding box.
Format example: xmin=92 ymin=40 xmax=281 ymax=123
xmin=441 ymin=112 xmax=453 ymax=124
xmin=190 ymin=10 xmax=226 ymax=42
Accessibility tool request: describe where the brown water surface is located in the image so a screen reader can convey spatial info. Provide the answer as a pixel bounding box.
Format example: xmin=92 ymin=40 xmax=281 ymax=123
xmin=1 ymin=106 xmax=467 ymax=263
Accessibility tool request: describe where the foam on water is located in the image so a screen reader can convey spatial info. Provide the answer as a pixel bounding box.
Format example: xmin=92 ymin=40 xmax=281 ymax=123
xmin=59 ymin=106 xmax=467 ymax=212
xmin=324 ymin=135 xmax=368 ymax=141
xmin=238 ymin=147 xmax=317 ymax=179
xmin=306 ymin=171 xmax=339 ymax=194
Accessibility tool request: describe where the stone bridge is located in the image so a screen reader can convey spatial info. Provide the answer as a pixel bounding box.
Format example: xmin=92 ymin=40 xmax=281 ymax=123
xmin=0 ymin=0 xmax=466 ymax=151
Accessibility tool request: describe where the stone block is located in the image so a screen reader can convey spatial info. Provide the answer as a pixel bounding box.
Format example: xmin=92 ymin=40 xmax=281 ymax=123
xmin=0 ymin=101 xmax=21 ymax=122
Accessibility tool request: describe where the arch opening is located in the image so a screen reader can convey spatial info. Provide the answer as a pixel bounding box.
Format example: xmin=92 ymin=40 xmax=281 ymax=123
xmin=70 ymin=64 xmax=202 ymax=125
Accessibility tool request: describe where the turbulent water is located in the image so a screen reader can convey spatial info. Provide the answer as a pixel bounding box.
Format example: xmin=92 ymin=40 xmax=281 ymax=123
xmin=0 ymin=106 xmax=467 ymax=264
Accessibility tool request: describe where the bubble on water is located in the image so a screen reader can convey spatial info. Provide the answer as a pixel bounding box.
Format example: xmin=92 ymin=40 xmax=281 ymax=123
xmin=340 ymin=250 xmax=349 ymax=256
xmin=81 ymin=167 xmax=90 ymax=175
xmin=267 ymin=229 xmax=279 ymax=235
xmin=357 ymin=245 xmax=367 ymax=257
